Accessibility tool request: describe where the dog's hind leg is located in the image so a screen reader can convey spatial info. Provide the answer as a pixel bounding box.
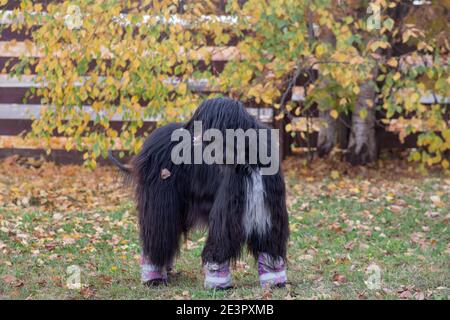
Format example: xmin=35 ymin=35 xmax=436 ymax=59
xmin=129 ymin=123 xmax=187 ymax=286
xmin=137 ymin=171 xmax=183 ymax=286
xmin=201 ymin=167 xmax=247 ymax=289
xmin=246 ymin=172 xmax=290 ymax=288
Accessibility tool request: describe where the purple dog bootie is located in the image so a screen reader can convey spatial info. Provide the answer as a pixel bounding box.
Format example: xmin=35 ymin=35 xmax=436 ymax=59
xmin=204 ymin=262 xmax=233 ymax=290
xmin=258 ymin=253 xmax=287 ymax=288
xmin=141 ymin=254 xmax=167 ymax=286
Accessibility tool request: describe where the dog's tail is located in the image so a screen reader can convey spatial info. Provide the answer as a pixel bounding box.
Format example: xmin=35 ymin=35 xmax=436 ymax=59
xmin=108 ymin=150 xmax=133 ymax=182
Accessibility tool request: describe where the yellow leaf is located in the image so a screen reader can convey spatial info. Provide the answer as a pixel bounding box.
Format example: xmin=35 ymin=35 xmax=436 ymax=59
xmin=285 ymin=123 xmax=292 ymax=132
xmin=387 ymin=58 xmax=398 ymax=68
xmin=402 ymin=30 xmax=412 ymax=43
xmin=330 ymin=110 xmax=339 ymax=119
xmin=178 ymin=82 xmax=187 ymax=95
xmin=92 ymin=101 xmax=102 ymax=112
xmin=330 ymin=170 xmax=340 ymax=180
xmin=379 ymin=41 xmax=389 ymax=49
xmin=34 ymin=3 xmax=43 ymax=12
xmin=332 ymin=52 xmax=347 ymax=62
xmin=411 ymin=151 xmax=421 ymax=161
xmin=370 ymin=41 xmax=389 ymax=52
xmin=83 ymin=112 xmax=91 ymax=123
xmin=350 ymin=187 xmax=360 ymax=194
xmin=65 ymin=140 xmax=73 ymax=151
xmin=359 ymin=108 xmax=368 ymax=119
xmin=411 ymin=92 xmax=420 ymax=103
xmin=261 ymin=90 xmax=273 ymax=104
xmin=315 ymin=44 xmax=327 ymax=57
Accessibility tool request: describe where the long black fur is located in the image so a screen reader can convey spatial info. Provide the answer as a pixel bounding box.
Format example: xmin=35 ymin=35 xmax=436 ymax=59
xmin=110 ymin=98 xmax=289 ymax=270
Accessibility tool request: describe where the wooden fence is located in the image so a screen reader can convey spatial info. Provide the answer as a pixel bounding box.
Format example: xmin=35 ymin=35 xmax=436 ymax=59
xmin=0 ymin=4 xmax=448 ymax=164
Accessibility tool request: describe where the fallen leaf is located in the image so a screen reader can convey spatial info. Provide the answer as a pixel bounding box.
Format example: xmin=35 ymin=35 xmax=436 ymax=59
xmin=98 ymin=275 xmax=113 ymax=285
xmin=182 ymin=290 xmax=190 ymax=298
xmin=344 ymin=241 xmax=355 ymax=250
xmin=262 ymin=288 xmax=273 ymax=300
xmin=415 ymin=291 xmax=425 ymax=300
xmin=425 ymin=210 xmax=440 ymax=218
xmin=298 ymin=254 xmax=314 ymax=261
xmin=330 ymin=170 xmax=340 ymax=180
xmin=52 ymin=213 xmax=63 ymax=221
xmin=80 ymin=286 xmax=96 ymax=298
xmin=430 ymin=195 xmax=443 ymax=207
xmin=332 ymin=273 xmax=347 ymax=284
xmin=2 ymin=275 xmax=17 ymax=284
xmin=2 ymin=275 xmax=24 ymax=287
xmin=399 ymin=290 xmax=412 ymax=299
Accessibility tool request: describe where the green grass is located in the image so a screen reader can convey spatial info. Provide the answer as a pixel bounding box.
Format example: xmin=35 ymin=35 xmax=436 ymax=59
xmin=0 ymin=172 xmax=449 ymax=300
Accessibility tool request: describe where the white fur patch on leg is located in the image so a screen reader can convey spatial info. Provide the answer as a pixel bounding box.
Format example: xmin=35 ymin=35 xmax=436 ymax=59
xmin=243 ymin=169 xmax=272 ymax=238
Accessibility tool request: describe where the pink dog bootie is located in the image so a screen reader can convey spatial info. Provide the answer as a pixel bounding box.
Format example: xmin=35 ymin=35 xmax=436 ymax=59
xmin=258 ymin=253 xmax=287 ymax=288
xmin=204 ymin=262 xmax=233 ymax=290
xmin=141 ymin=254 xmax=168 ymax=286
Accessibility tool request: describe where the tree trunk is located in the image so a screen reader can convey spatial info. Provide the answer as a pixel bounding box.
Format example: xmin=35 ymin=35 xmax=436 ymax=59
xmin=317 ymin=111 xmax=337 ymax=157
xmin=317 ymin=111 xmax=350 ymax=157
xmin=346 ymin=80 xmax=378 ymax=165
xmin=315 ymin=26 xmax=339 ymax=157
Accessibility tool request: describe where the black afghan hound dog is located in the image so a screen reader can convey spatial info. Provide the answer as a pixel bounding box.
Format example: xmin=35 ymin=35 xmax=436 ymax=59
xmin=109 ymin=97 xmax=289 ymax=289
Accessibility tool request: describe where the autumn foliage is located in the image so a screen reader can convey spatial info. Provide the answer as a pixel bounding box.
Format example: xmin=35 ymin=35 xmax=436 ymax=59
xmin=4 ymin=0 xmax=449 ymax=169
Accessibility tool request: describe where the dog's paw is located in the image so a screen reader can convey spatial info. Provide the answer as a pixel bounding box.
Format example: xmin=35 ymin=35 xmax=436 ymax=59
xmin=272 ymin=282 xmax=286 ymax=289
xmin=143 ymin=279 xmax=168 ymax=287
xmin=214 ymin=284 xmax=234 ymax=291
xmin=205 ymin=284 xmax=234 ymax=291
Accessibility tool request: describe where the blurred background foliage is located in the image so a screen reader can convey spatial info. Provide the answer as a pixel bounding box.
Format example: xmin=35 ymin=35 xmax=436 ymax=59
xmin=2 ymin=0 xmax=449 ymax=170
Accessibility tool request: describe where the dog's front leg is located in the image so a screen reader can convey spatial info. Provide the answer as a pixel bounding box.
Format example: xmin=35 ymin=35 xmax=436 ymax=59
xmin=201 ymin=167 xmax=247 ymax=290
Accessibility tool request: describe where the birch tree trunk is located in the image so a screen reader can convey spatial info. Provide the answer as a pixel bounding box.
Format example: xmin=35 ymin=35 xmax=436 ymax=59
xmin=316 ymin=27 xmax=339 ymax=157
xmin=317 ymin=110 xmax=338 ymax=157
xmin=346 ymin=78 xmax=378 ymax=165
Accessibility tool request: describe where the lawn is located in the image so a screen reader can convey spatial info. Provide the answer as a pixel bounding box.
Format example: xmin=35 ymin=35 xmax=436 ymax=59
xmin=0 ymin=156 xmax=449 ymax=299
